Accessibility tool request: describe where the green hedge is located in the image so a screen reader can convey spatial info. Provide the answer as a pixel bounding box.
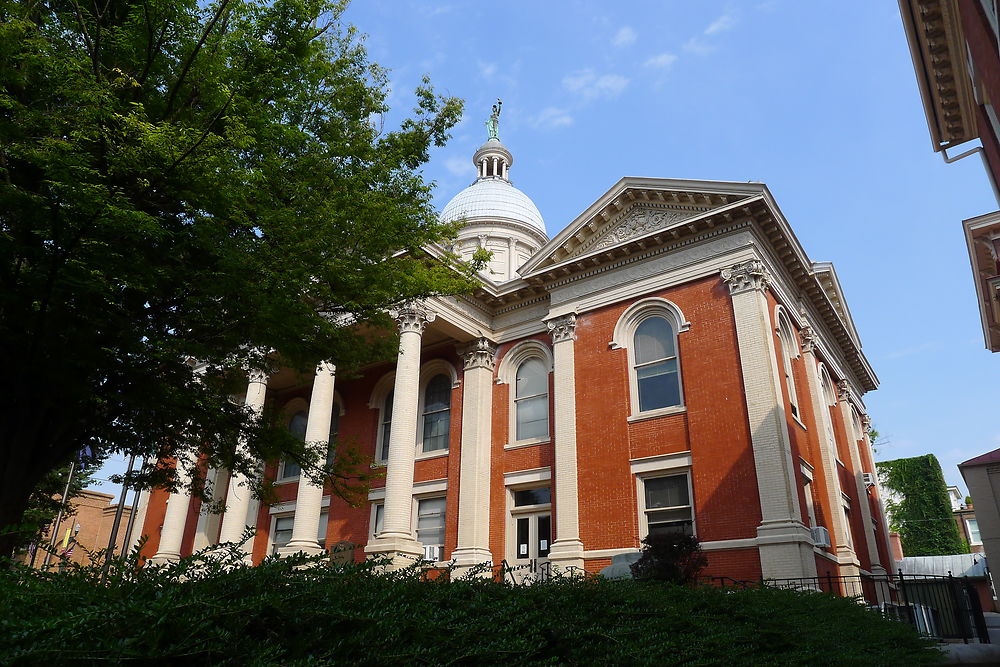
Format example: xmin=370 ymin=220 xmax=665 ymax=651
xmin=0 ymin=547 xmax=940 ymax=665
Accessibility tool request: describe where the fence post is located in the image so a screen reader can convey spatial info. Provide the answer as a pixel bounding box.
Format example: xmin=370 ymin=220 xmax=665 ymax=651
xmin=949 ymin=573 xmax=968 ymax=644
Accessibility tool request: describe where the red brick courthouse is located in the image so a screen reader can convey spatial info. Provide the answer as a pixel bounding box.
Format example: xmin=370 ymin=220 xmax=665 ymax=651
xmin=134 ymin=127 xmax=893 ymax=586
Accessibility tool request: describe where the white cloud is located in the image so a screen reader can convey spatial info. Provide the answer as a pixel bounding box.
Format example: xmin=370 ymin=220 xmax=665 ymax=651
xmin=478 ymin=61 xmax=497 ymax=79
xmin=612 ymin=26 xmax=636 ymax=47
xmin=531 ymin=107 xmax=574 ymax=129
xmin=683 ymin=37 xmax=715 ymax=56
xmin=444 ymin=156 xmax=473 ymax=177
xmin=562 ymin=69 xmax=629 ymax=100
xmin=644 ymin=53 xmax=678 ymax=69
xmin=704 ymin=10 xmax=738 ymax=35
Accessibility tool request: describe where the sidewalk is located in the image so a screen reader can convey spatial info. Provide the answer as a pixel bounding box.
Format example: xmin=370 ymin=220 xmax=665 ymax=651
xmin=940 ymin=612 xmax=1000 ymax=664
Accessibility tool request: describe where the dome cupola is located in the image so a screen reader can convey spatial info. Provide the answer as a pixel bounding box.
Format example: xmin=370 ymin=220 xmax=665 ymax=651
xmin=441 ymin=100 xmax=547 ymax=283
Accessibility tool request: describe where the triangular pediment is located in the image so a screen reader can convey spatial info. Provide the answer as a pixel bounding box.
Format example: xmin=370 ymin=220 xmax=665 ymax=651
xmin=520 ymin=178 xmax=763 ymax=274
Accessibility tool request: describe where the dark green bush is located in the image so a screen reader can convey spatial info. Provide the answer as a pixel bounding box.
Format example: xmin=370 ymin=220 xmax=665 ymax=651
xmin=630 ymin=532 xmax=707 ymax=584
xmin=0 ymin=543 xmax=941 ymax=665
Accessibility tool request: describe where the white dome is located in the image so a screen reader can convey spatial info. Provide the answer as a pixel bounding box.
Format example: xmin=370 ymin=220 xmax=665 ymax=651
xmin=440 ymin=179 xmax=546 ymax=235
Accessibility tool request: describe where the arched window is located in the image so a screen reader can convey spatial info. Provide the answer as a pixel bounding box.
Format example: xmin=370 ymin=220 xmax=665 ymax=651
xmin=634 ymin=316 xmax=681 ymax=412
xmin=515 ymin=358 xmax=549 ymax=441
xmin=421 ymin=374 xmax=452 ymax=452
xmin=776 ymin=310 xmax=800 ymax=419
xmin=612 ymin=298 xmax=688 ymax=419
xmin=279 ymin=410 xmax=308 ymax=480
xmin=378 ymin=390 xmax=393 ymax=462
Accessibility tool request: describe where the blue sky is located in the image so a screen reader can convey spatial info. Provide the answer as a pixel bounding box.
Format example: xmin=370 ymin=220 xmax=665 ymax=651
xmin=88 ymin=1 xmax=999 ymax=500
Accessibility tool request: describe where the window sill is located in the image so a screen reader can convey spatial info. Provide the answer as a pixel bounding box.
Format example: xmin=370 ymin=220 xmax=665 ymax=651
xmin=791 ymin=414 xmax=808 ymax=431
xmin=415 ymin=450 xmax=449 ymax=462
xmin=627 ymin=405 xmax=686 ymax=424
xmin=274 ymin=477 xmax=300 ymax=485
xmin=505 ymin=438 xmax=551 ymax=450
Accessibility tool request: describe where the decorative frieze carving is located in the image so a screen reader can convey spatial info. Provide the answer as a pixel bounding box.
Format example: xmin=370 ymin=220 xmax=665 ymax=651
xmin=459 ymin=338 xmax=498 ymax=370
xmin=861 ymin=414 xmax=872 ymax=432
xmin=721 ymin=259 xmax=769 ymax=295
xmin=799 ymin=325 xmax=817 ymax=354
xmin=390 ymin=304 xmax=436 ymax=334
xmin=836 ymin=379 xmax=851 ymax=402
xmin=546 ymin=313 xmax=577 ymax=344
xmin=591 ymin=207 xmax=694 ymax=252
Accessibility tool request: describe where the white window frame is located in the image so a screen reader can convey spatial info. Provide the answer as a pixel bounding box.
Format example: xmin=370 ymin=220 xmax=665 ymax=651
xmin=496 ymin=340 xmax=554 ymax=448
xmin=413 ymin=495 xmax=447 ymax=563
xmin=277 ymin=399 xmax=310 ymax=484
xmin=629 ymin=451 xmax=694 ymax=540
xmin=368 ymin=372 xmax=395 ymax=465
xmin=369 ymin=502 xmax=384 ymax=539
xmin=506 ymin=482 xmax=553 ymax=562
xmin=775 ymin=306 xmax=801 ymax=421
xmin=611 ymin=297 xmax=690 ymax=422
xmin=415 ymin=359 xmax=459 ymax=459
xmin=967 ymin=518 xmax=983 ymax=545
xmin=801 ymin=461 xmax=817 ymax=529
xmin=267 ymin=509 xmax=329 ymax=555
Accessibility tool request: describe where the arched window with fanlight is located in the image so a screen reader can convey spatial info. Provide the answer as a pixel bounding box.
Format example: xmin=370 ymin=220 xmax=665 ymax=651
xmin=421 ymin=374 xmax=452 ymax=453
xmin=278 ymin=410 xmax=308 ymax=481
xmin=514 ymin=357 xmax=549 ymax=441
xmin=775 ymin=309 xmax=800 ymax=419
xmin=633 ymin=316 xmax=681 ymax=412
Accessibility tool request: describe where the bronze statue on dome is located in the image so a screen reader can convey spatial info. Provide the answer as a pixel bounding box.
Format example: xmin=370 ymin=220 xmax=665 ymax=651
xmin=486 ymin=98 xmax=502 ymax=140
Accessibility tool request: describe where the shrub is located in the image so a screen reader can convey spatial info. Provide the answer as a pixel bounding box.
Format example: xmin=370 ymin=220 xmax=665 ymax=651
xmin=630 ymin=532 xmax=707 ymax=584
xmin=0 ymin=543 xmax=941 ymax=665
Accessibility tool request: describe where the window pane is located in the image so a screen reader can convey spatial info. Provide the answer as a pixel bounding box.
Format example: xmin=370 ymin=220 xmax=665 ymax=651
xmin=330 ymin=408 xmax=340 ymax=441
xmin=318 ymin=511 xmax=328 ymax=543
xmin=288 ymin=411 xmax=308 ymax=441
xmin=537 ymin=515 xmax=551 ymax=557
xmin=637 ymin=359 xmax=680 ymax=411
xmin=515 ymin=358 xmax=548 ymax=398
xmin=969 ymin=519 xmax=982 ymax=543
xmin=280 ymin=460 xmax=300 ymax=480
xmin=417 ymin=497 xmax=446 ymax=548
xmin=634 ymin=317 xmax=675 ymax=364
xmin=273 ymin=516 xmax=294 ymax=549
xmin=424 ymin=374 xmax=451 ymax=413
xmin=379 ymin=391 xmax=393 ymax=461
xmin=516 ymin=517 xmax=529 ymax=558
xmin=645 ymin=475 xmax=689 ymax=509
xmin=513 ymin=488 xmax=551 ymax=506
xmin=373 ymin=503 xmax=384 ymax=535
xmin=422 ymin=411 xmax=450 ymax=452
xmin=516 ymin=395 xmax=549 ymax=440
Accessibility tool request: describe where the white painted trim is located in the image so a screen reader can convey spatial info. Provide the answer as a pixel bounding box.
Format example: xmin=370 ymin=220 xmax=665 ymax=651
xmin=496 ymin=340 xmax=554 ymax=447
xmin=626 ymin=406 xmax=687 ymax=423
xmin=268 ymin=495 xmax=332 ymax=514
xmin=629 ymin=451 xmax=692 ymax=475
xmin=700 ymin=537 xmax=759 ymax=551
xmin=416 ymin=359 xmax=458 ymax=455
xmin=503 ymin=438 xmax=551 ymax=450
xmin=504 ymin=467 xmax=552 ymax=486
xmin=368 ymin=487 xmax=386 ymax=501
xmin=413 ymin=477 xmax=449 ymax=496
xmin=634 ymin=468 xmax=695 ymax=539
xmin=367 ymin=371 xmax=395 ymax=409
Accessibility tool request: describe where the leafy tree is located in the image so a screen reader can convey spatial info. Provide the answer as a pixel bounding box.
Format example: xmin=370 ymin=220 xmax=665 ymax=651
xmin=877 ymin=454 xmax=966 ymax=556
xmin=0 ymin=0 xmax=474 ymax=556
xmin=630 ymin=532 xmax=707 ymax=584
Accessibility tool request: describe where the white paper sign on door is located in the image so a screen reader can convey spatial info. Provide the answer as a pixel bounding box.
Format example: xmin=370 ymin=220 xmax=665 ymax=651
xmin=540 ymin=540 xmax=548 ymax=550
xmin=519 ymin=544 xmax=528 ymax=555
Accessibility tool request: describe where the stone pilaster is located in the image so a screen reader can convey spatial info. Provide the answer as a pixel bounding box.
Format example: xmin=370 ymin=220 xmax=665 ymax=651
xmin=149 ymin=451 xmax=197 ymax=564
xmin=837 ymin=381 xmax=882 ymax=575
xmin=217 ymin=371 xmax=268 ymax=559
xmin=452 ymin=338 xmax=497 ymax=573
xmin=278 ymin=361 xmax=336 ymax=557
xmin=721 ymin=260 xmax=817 ymax=580
xmin=799 ymin=324 xmax=857 ymax=573
xmin=545 ymin=313 xmax=584 ymax=572
xmin=365 ymin=304 xmax=435 ymax=567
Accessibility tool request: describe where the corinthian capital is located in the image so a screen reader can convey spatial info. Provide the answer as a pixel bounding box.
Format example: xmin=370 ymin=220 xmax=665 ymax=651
xmin=459 ymin=338 xmax=498 ymax=370
xmin=836 ymin=379 xmax=851 ymax=403
xmin=546 ymin=313 xmax=577 ymax=344
xmin=799 ymin=325 xmax=817 ymax=354
xmin=390 ymin=303 xmax=436 ymax=334
xmin=721 ymin=259 xmax=769 ymax=295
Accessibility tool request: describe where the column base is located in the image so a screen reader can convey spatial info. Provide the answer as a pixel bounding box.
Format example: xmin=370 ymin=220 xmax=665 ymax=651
xmin=548 ymin=539 xmax=585 ymax=574
xmin=364 ymin=533 xmax=424 ymax=570
xmin=756 ymin=520 xmax=817 ymax=580
xmin=276 ymin=540 xmax=325 ymax=558
xmin=148 ymin=551 xmax=181 ymax=565
xmin=450 ymin=547 xmax=494 ymax=577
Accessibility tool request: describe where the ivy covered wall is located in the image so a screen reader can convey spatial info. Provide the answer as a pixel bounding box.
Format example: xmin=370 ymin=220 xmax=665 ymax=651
xmin=876 ymin=454 xmax=967 ymax=557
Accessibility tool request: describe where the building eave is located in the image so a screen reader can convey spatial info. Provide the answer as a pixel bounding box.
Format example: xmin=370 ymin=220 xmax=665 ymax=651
xmin=963 ymin=211 xmax=1000 ymax=352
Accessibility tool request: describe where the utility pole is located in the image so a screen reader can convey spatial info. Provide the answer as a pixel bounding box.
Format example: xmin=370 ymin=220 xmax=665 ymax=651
xmin=40 ymin=461 xmax=75 ymax=570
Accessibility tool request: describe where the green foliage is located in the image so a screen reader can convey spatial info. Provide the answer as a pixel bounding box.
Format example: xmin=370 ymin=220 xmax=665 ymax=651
xmin=0 ymin=0 xmax=475 ymax=551
xmin=0 ymin=543 xmax=941 ymax=665
xmin=877 ymin=454 xmax=967 ymax=556
xmin=630 ymin=532 xmax=707 ymax=584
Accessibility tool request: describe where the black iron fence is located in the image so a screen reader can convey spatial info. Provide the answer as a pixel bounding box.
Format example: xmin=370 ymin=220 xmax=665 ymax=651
xmin=707 ymin=570 xmax=990 ymax=644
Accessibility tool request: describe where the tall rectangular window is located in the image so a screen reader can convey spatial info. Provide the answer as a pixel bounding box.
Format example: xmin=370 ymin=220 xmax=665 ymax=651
xmin=417 ymin=497 xmax=446 ymax=560
xmin=272 ymin=515 xmax=294 ymax=553
xmin=968 ymin=519 xmax=982 ymax=545
xmin=641 ymin=474 xmax=693 ymax=537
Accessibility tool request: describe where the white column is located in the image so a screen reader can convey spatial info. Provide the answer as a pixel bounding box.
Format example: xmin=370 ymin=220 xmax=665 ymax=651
xmin=837 ymin=381 xmax=882 ymax=573
xmin=452 ymin=338 xmax=497 ymax=572
xmin=545 ymin=313 xmax=584 ymax=571
xmin=365 ymin=304 xmax=435 ymax=565
xmin=217 ymin=371 xmax=268 ymax=553
xmin=507 ymin=237 xmax=517 ymax=280
xmin=279 ymin=362 xmax=336 ymax=557
xmin=492 ymin=157 xmax=498 ymax=177
xmin=149 ymin=451 xmax=198 ymax=564
xmin=721 ymin=260 xmax=817 ymax=580
xmin=800 ymin=326 xmax=856 ymax=572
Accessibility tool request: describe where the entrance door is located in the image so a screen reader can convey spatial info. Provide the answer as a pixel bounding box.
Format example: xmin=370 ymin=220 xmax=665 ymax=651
xmin=506 ymin=486 xmax=552 ymax=583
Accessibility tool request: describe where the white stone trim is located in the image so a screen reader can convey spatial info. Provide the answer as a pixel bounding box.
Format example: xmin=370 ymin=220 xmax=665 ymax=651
xmin=626 ymin=405 xmax=687 ymax=424
xmin=583 ymin=548 xmax=640 ymax=559
xmin=367 ymin=371 xmax=396 ymax=409
xmin=496 ymin=340 xmax=553 ymax=447
xmin=413 ymin=477 xmax=449 ymax=496
xmin=629 ymin=451 xmax=692 ymax=475
xmin=504 ymin=467 xmax=552 ymax=486
xmin=415 ymin=359 xmax=459 ymax=456
xmin=368 ymin=487 xmax=386 ymax=501
xmin=700 ymin=537 xmax=760 ymax=551
xmin=634 ymin=468 xmax=695 ymax=540
xmin=268 ymin=495 xmax=332 ymax=514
